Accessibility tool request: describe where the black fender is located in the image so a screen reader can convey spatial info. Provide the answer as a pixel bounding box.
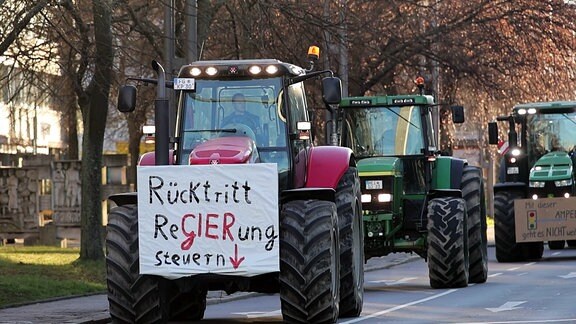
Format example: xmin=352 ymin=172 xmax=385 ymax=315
xmin=494 ymin=182 xmax=527 ymax=198
xmin=280 ymin=188 xmax=336 ymax=204
xmin=109 ymin=192 xmax=138 ymax=206
xmin=428 ymin=189 xmax=462 ymax=200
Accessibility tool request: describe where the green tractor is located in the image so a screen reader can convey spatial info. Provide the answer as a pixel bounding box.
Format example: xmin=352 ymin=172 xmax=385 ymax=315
xmin=488 ymin=101 xmax=576 ymax=262
xmin=337 ymin=80 xmax=488 ymax=288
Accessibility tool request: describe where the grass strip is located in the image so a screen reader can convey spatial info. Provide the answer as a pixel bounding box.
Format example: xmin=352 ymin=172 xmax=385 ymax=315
xmin=0 ymin=246 xmax=106 ymax=308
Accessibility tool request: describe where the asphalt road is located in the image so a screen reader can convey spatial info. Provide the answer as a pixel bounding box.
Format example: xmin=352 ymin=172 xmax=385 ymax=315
xmin=197 ymin=243 xmax=576 ymax=323
xmin=0 ymin=226 xmax=495 ymax=324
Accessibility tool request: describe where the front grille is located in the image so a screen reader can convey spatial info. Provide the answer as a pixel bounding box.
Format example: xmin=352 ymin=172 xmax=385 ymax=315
xmin=361 ymin=175 xmax=394 ymax=212
xmin=529 ymin=181 xmax=570 ymax=198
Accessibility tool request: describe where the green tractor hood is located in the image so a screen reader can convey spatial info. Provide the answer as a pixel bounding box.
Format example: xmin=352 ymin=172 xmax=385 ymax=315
xmin=529 ymin=152 xmax=573 ymax=182
xmin=357 ymin=156 xmax=402 ymax=175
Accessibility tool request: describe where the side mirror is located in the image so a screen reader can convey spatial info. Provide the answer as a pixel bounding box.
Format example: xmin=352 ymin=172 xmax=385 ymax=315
xmin=118 ymin=85 xmax=137 ymax=113
xmin=488 ymin=122 xmax=499 ymax=145
xmin=451 ymin=105 xmax=464 ymax=124
xmin=322 ymin=77 xmax=342 ymax=105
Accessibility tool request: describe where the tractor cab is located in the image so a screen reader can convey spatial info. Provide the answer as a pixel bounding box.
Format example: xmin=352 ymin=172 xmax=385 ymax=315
xmin=339 ymin=94 xmax=439 ymax=213
xmin=174 ymin=60 xmax=310 ymax=191
xmin=339 ymin=95 xmax=437 ymax=158
xmin=489 ymin=101 xmax=576 ymax=199
xmin=118 ymin=49 xmax=343 ymax=193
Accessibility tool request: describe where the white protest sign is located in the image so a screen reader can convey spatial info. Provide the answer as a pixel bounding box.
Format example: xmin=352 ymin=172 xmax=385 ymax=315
xmin=137 ymin=164 xmax=279 ymax=278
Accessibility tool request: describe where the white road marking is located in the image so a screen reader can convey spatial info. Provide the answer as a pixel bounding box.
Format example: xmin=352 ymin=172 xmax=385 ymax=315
xmin=507 ymin=262 xmax=535 ymax=272
xmin=485 ymin=301 xmax=526 ymax=312
xmin=369 ymin=277 xmax=418 ymax=285
xmin=340 ymin=289 xmax=458 ymax=323
xmin=488 ymin=272 xmax=503 ymax=278
xmin=558 ymin=272 xmax=576 ymax=279
xmin=232 ymin=309 xmax=282 ymax=318
xmin=458 ymin=318 xmax=576 ymax=323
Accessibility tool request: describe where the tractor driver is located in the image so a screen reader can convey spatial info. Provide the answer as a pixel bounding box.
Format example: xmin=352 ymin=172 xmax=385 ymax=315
xmin=222 ymin=93 xmax=261 ymax=135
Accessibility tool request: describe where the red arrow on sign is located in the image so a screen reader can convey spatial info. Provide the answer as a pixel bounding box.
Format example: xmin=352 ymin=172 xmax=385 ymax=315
xmin=229 ymin=244 xmax=245 ymax=269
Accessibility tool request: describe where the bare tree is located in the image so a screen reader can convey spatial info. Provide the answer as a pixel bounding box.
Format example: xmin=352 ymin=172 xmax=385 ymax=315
xmin=0 ymin=1 xmax=52 ymax=56
xmin=3 ymin=0 xmax=576 ymax=260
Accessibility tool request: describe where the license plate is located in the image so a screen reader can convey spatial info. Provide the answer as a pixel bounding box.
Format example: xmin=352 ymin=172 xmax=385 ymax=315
xmin=507 ymin=167 xmax=519 ymax=175
xmin=365 ymin=180 xmax=383 ymax=190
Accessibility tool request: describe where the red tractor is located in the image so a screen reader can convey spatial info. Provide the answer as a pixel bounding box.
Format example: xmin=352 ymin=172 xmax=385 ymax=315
xmin=106 ymin=47 xmax=364 ymax=323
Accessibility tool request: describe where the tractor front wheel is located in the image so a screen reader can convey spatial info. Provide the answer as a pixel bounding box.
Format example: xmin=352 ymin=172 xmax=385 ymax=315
xmin=106 ymin=204 xmax=170 ymax=323
xmin=280 ymin=200 xmax=340 ymax=323
xmin=494 ymin=192 xmax=543 ymax=262
xmin=427 ymin=197 xmax=469 ymax=288
xmin=106 ymin=204 xmax=207 ymax=323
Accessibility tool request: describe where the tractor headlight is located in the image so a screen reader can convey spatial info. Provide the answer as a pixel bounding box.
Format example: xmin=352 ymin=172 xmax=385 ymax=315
xmin=555 ymin=179 xmax=573 ymax=187
xmin=248 ymin=65 xmax=262 ymax=75
xmin=265 ymin=65 xmax=279 ymax=74
xmin=190 ymin=67 xmax=202 ymax=76
xmin=529 ymin=181 xmax=545 ymax=188
xmin=377 ymin=193 xmax=392 ymax=202
xmin=205 ymin=66 xmax=218 ymax=76
xmin=361 ymin=193 xmax=393 ymax=203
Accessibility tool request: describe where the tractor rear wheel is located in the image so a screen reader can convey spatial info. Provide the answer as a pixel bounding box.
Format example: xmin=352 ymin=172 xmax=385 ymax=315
xmin=427 ymin=197 xmax=469 ymax=288
xmin=494 ymin=192 xmax=543 ymax=262
xmin=462 ymin=166 xmax=488 ymax=284
xmin=106 ymin=204 xmax=170 ymax=323
xmin=336 ymin=167 xmax=364 ymax=318
xmin=280 ymin=200 xmax=340 ymax=323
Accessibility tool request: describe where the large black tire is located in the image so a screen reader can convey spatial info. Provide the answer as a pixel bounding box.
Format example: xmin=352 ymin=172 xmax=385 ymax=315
xmin=494 ymin=192 xmax=522 ymax=262
xmin=106 ymin=205 xmax=207 ymax=323
xmin=548 ymin=240 xmax=566 ymax=250
xmin=494 ymin=192 xmax=543 ymax=262
xmin=427 ymin=197 xmax=469 ymax=289
xmin=280 ymin=200 xmax=340 ymax=323
xmin=106 ymin=205 xmax=169 ymax=323
xmin=335 ymin=167 xmax=364 ymax=318
xmin=523 ymin=241 xmax=545 ymax=260
xmin=169 ymin=289 xmax=207 ymax=321
xmin=461 ymin=166 xmax=488 ymax=284
xmin=567 ymin=240 xmax=576 ymax=247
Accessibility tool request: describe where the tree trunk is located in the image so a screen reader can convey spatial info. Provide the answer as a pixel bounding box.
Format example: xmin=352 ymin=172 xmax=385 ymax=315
xmin=79 ymin=0 xmax=114 ymax=261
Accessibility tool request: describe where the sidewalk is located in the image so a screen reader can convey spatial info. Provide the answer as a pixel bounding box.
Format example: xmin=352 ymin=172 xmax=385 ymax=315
xmin=0 ymin=225 xmax=495 ymax=324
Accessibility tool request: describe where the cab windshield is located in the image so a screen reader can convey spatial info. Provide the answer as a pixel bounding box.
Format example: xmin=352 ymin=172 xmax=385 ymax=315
xmin=525 ymin=111 xmax=576 ymax=164
xmin=342 ymin=105 xmax=425 ymax=157
xmin=177 ymin=77 xmax=288 ymax=166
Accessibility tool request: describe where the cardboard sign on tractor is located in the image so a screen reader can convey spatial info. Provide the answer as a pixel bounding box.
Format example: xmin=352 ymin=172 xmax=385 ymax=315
xmin=137 ymin=163 xmax=279 ymax=279
xmin=514 ymin=197 xmax=576 ymax=243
